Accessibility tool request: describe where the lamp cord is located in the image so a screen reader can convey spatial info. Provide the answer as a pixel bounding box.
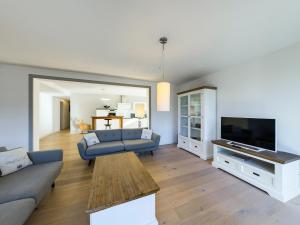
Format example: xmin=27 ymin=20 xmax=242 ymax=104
xmin=161 ymin=43 xmax=166 ymax=81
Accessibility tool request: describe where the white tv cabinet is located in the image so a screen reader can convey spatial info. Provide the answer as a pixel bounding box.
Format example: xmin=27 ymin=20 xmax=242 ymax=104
xmin=177 ymin=86 xmax=216 ymax=160
xmin=212 ymin=140 xmax=300 ymax=202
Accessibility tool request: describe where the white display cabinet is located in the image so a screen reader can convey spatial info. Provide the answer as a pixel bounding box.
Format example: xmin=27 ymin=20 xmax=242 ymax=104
xmin=177 ymin=87 xmax=217 ymax=160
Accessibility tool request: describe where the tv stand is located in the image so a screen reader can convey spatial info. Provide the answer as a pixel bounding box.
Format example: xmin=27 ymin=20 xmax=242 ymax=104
xmin=212 ymin=140 xmax=300 ymax=202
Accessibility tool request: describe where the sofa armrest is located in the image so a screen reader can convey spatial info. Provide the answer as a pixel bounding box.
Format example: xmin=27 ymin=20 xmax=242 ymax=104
xmin=27 ymin=149 xmax=63 ymax=165
xmin=77 ymin=139 xmax=88 ymax=159
xmin=152 ymin=132 xmax=161 ymax=147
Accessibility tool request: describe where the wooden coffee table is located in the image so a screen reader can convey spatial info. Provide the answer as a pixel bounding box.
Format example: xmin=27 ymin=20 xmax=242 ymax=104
xmin=87 ymin=152 xmax=160 ymax=225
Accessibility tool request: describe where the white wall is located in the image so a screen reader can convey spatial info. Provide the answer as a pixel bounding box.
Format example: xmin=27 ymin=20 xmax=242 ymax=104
xmin=32 ymin=79 xmax=40 ymax=150
xmin=178 ymin=43 xmax=300 ymax=155
xmin=38 ymin=93 xmax=60 ymax=139
xmin=39 ymin=93 xmax=54 ymax=138
xmin=0 ymin=63 xmax=177 ymax=149
xmin=53 ymin=97 xmax=61 ymax=131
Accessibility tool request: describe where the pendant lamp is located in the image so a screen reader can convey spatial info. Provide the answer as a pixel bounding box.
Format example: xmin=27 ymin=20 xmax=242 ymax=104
xmin=157 ymin=37 xmax=170 ymax=112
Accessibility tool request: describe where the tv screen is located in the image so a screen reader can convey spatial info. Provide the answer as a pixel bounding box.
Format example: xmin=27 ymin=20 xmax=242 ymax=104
xmin=221 ymin=117 xmax=276 ymax=151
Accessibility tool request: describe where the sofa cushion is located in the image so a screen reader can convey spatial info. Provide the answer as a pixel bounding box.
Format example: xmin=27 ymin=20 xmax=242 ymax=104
xmin=0 ymin=161 xmax=62 ymax=204
xmin=122 ymin=129 xmax=143 ymax=140
xmin=123 ymin=139 xmax=155 ymax=151
xmin=86 ymin=141 xmax=124 ymax=156
xmin=94 ymin=129 xmax=122 ymax=142
xmin=0 ymin=198 xmax=35 ymax=225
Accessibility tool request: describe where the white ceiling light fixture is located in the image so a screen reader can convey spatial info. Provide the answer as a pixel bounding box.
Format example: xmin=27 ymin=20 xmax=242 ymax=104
xmin=157 ymin=37 xmax=170 ymax=112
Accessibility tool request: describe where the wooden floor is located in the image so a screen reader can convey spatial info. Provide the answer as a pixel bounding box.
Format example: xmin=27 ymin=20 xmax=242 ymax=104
xmin=26 ymin=130 xmax=300 ymax=225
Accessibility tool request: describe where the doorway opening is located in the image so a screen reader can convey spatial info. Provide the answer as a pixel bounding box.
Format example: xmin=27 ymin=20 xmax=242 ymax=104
xmin=30 ymin=75 xmax=151 ymax=150
xmin=60 ymin=99 xmax=70 ymax=131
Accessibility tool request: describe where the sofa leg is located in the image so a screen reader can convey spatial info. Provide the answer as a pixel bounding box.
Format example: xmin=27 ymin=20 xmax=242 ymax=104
xmin=51 ymin=182 xmax=55 ymax=188
xmin=150 ymin=151 xmax=154 ymax=156
xmin=88 ymin=160 xmax=93 ymax=166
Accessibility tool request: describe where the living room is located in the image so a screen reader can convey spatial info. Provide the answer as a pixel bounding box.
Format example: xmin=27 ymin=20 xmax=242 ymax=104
xmin=1 ymin=1 xmax=300 ymax=225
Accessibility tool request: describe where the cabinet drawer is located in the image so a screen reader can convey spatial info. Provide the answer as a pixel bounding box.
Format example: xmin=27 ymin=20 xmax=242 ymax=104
xmin=218 ymin=154 xmax=239 ymax=170
xmin=190 ymin=142 xmax=203 ymax=154
xmin=242 ymin=165 xmax=274 ymax=186
xmin=178 ymin=136 xmax=189 ymax=149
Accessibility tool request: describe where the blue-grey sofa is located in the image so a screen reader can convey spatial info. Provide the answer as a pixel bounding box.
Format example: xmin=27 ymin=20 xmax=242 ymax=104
xmin=0 ymin=148 xmax=63 ymax=225
xmin=77 ymin=128 xmax=160 ymax=162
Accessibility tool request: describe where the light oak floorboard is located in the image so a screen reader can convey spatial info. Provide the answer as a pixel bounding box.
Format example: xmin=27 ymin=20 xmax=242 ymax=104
xmin=25 ymin=130 xmax=300 ymax=225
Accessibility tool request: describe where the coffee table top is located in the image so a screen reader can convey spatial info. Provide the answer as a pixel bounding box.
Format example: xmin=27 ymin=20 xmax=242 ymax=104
xmin=87 ymin=152 xmax=160 ymax=213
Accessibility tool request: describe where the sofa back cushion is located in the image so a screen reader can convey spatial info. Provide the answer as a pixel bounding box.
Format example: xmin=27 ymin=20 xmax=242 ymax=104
xmin=94 ymin=129 xmax=122 ymax=142
xmin=122 ymin=128 xmax=143 ymax=140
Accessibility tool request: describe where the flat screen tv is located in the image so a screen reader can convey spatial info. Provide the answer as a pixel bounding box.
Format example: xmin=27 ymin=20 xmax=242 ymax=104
xmin=221 ymin=117 xmax=276 ymax=151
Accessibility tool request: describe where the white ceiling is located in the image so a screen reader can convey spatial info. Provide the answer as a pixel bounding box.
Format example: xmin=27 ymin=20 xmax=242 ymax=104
xmin=1 ymin=0 xmax=300 ymax=83
xmin=38 ymin=79 xmax=148 ymax=97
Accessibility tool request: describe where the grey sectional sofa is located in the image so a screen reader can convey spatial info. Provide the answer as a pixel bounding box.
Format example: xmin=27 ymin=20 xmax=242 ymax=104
xmin=77 ymin=128 xmax=160 ymax=162
xmin=0 ymin=148 xmax=63 ymax=225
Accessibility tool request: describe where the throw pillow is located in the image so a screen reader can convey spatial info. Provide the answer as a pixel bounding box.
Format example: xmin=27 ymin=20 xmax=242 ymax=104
xmin=0 ymin=148 xmax=33 ymax=176
xmin=84 ymin=133 xmax=100 ymax=146
xmin=141 ymin=129 xmax=153 ymax=140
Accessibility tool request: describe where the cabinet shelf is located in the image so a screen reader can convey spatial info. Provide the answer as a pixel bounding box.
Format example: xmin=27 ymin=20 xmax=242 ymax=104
xmin=217 ymin=149 xmax=275 ymax=174
xmin=191 ymin=137 xmax=201 ymax=141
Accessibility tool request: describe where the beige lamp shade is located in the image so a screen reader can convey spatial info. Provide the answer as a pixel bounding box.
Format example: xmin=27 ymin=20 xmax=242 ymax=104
xmin=157 ymin=82 xmax=170 ymax=111
xmin=135 ymin=103 xmax=145 ymax=118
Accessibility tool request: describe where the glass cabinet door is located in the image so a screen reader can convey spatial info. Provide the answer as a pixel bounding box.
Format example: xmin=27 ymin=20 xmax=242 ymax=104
xmin=190 ymin=93 xmax=201 ymax=141
xmin=179 ymin=95 xmax=188 ymax=137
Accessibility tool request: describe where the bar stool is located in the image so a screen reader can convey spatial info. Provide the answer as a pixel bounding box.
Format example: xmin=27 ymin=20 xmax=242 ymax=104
xmin=104 ymin=118 xmax=112 ymax=129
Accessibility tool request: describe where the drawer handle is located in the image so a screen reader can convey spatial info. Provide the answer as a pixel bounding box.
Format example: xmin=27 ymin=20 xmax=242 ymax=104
xmin=225 ymin=160 xmax=230 ymax=164
xmin=183 ymin=141 xmax=186 ymax=143
xmin=194 ymin=146 xmax=198 ymax=148
xmin=253 ymin=172 xmax=260 ymax=177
